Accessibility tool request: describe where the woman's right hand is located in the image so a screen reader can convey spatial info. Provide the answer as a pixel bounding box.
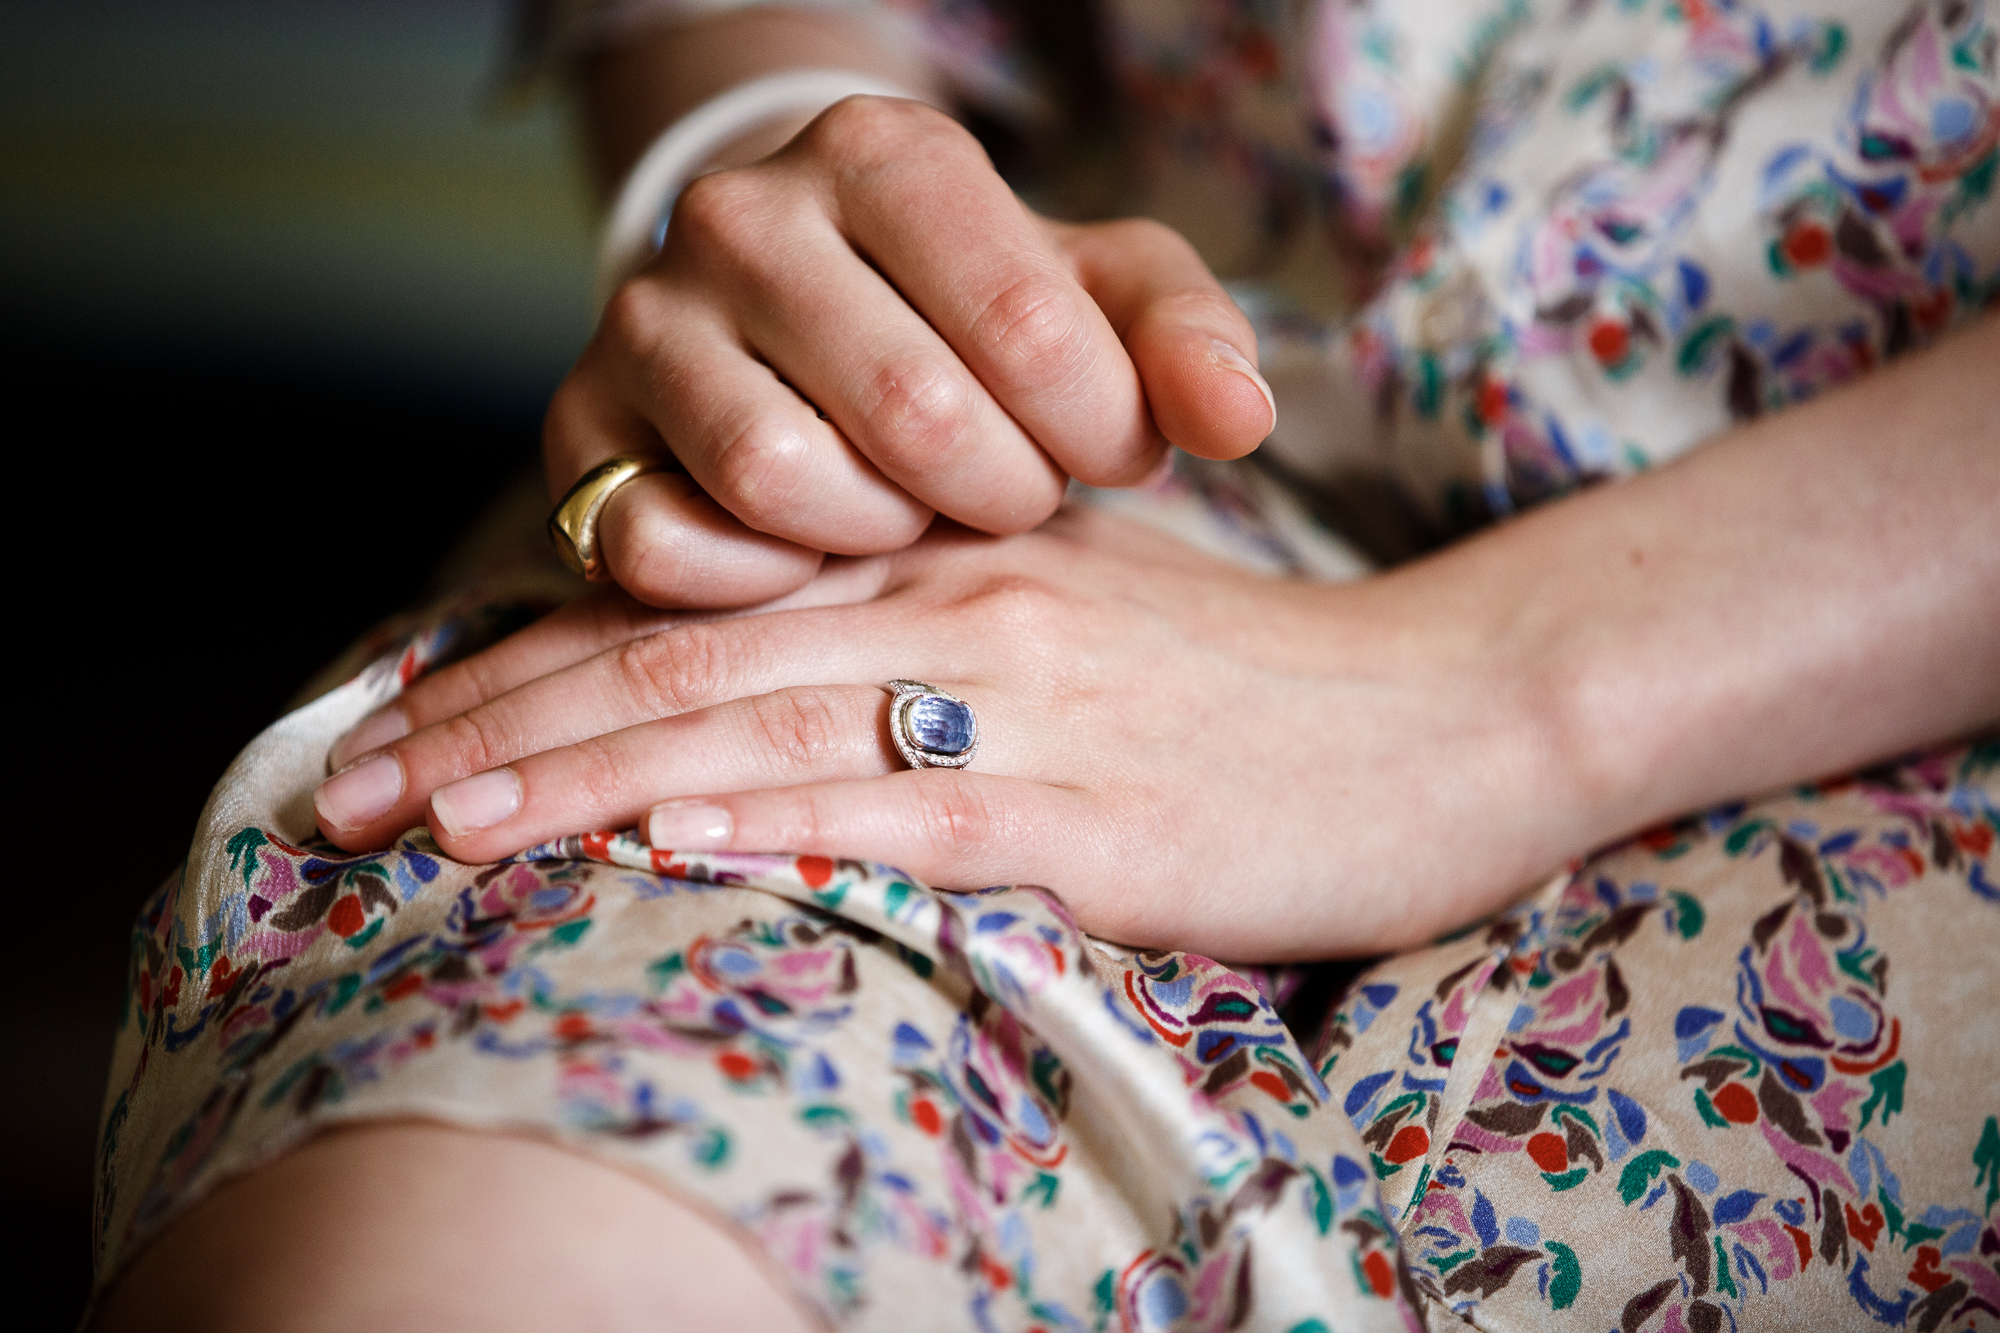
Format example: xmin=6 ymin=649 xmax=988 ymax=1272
xmin=550 ymin=93 xmax=1278 ymax=609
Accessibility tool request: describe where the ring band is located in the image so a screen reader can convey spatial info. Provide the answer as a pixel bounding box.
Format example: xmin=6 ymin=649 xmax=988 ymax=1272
xmin=548 ymin=454 xmax=660 ymax=581
xmin=886 ymin=680 xmax=978 ymax=770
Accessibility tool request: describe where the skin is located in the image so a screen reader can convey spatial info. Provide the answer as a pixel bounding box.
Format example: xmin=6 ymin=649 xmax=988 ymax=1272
xmin=314 ymin=312 xmax=2000 ymax=961
xmin=101 ymin=8 xmax=2000 ymax=1328
xmin=93 ymin=1122 xmax=822 ymax=1333
xmin=550 ymin=24 xmax=1277 ymax=609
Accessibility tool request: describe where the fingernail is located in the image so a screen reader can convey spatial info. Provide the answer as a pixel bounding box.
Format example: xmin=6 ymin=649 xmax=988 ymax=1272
xmin=431 ymin=768 xmax=522 ymax=838
xmin=1210 ymin=339 xmax=1277 ymax=430
xmin=313 ymin=755 xmax=404 ymax=833
xmin=647 ymin=800 xmax=733 ymax=851
xmin=330 ymin=707 xmax=409 ymax=771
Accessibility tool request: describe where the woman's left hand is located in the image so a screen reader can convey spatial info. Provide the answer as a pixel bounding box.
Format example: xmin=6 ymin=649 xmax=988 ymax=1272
xmin=310 ymin=317 xmax=2000 ymax=960
xmin=311 ymin=505 xmax=1565 ymax=960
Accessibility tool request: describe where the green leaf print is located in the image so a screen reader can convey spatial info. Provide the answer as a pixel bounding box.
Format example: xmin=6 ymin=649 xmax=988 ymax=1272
xmin=1544 ymin=1167 xmax=1590 ymax=1191
xmin=798 ymin=1104 xmax=850 ymax=1129
xmin=1552 ymin=1104 xmax=1600 ymax=1136
xmin=1677 ymin=316 xmax=1736 ymax=376
xmin=1432 ymin=1249 xmax=1476 ymax=1274
xmin=691 ymin=1125 xmax=730 ymax=1168
xmin=1545 ymin=1240 xmax=1582 ymax=1310
xmin=1723 ymin=817 xmax=1773 ymax=856
xmin=546 ymin=918 xmax=590 ymax=948
xmin=1305 ymin=1165 xmax=1334 ymax=1235
xmin=1414 ymin=352 xmax=1443 ymax=417
xmin=1976 ymin=1116 xmax=2000 ymax=1215
xmin=1858 ymin=1060 xmax=1906 ymax=1130
xmin=225 ymin=827 xmax=268 ymax=886
xmin=324 ymin=972 xmax=361 ymax=1015
xmin=1836 ymin=945 xmax=1882 ymax=990
xmin=1668 ymin=891 xmax=1705 ymax=939
xmin=1879 ymin=1186 xmax=1905 ymax=1243
xmin=882 ymin=880 xmax=914 ymax=919
xmin=647 ymin=951 xmax=686 ymax=990
xmin=1619 ymin=1150 xmax=1681 ymax=1205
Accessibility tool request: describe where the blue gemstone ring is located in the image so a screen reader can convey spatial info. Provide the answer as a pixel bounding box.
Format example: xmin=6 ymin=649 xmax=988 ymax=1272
xmin=885 ymin=680 xmax=979 ymax=770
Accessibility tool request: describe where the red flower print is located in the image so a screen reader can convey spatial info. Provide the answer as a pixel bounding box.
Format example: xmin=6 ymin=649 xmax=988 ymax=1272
xmin=327 ymin=895 xmax=366 ymax=938
xmin=1588 ymin=318 xmax=1631 ymax=366
xmin=1712 ymin=1082 xmax=1759 ymax=1123
xmin=1781 ymin=221 xmax=1832 ymax=268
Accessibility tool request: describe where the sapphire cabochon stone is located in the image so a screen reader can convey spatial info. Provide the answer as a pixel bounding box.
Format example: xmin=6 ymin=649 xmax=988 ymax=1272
xmin=908 ymin=695 xmax=975 ymax=754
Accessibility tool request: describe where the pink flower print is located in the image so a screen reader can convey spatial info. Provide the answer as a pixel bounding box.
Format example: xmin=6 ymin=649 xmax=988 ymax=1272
xmin=1518 ymin=126 xmax=1720 ymax=364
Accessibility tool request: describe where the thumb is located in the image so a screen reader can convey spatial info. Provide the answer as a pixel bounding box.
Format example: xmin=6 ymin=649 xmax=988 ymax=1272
xmin=1055 ymin=218 xmax=1275 ymax=461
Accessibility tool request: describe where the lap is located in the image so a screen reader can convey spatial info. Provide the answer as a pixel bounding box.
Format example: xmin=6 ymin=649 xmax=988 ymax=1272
xmin=1317 ymin=742 xmax=2000 ymax=1330
xmin=91 ymin=495 xmax=1997 ymax=1329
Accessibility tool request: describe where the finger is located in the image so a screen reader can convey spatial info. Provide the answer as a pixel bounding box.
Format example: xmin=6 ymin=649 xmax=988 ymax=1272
xmin=326 ymin=553 xmax=899 ymax=774
xmin=808 ymin=98 xmax=1164 ymax=488
xmin=417 ymin=685 xmax=911 ymax=862
xmin=577 ymin=283 xmax=938 ymax=557
xmin=328 ymin=591 xmax=681 ymax=771
xmin=542 ymin=360 xmax=827 ymax=607
xmin=642 ymin=771 xmax=1093 ymax=891
xmin=674 ymin=174 xmax=1065 ymax=536
xmin=1059 ymin=218 xmax=1275 ymax=461
xmin=313 ymin=597 xmax=911 ymax=850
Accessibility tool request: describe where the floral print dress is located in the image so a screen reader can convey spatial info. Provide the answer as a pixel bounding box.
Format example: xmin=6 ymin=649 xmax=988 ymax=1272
xmin=98 ymin=1 xmax=1999 ymax=1330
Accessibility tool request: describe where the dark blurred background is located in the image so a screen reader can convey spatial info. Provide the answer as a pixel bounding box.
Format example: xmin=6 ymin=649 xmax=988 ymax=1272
xmin=3 ymin=2 xmax=596 ymax=1323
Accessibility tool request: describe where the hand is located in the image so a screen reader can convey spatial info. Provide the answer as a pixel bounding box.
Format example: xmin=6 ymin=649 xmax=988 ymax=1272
xmin=551 ymin=95 xmax=1277 ymax=610
xmin=317 ymin=317 xmax=2000 ymax=960
xmin=314 ymin=506 xmax=1570 ymax=961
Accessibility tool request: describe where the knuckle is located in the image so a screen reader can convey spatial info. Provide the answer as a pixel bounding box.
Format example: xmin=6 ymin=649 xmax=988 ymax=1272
xmin=966 ymin=573 xmax=1066 ymax=635
xmin=863 ymin=358 xmax=976 ymax=468
xmin=814 ymin=93 xmax=896 ymax=141
xmin=436 ymin=709 xmax=508 ymax=779
xmin=1101 ymin=215 xmax=1198 ymax=265
xmin=615 ymin=626 xmax=730 ymax=717
xmin=914 ymin=778 xmax=996 ymax=859
xmin=568 ymin=732 xmax=638 ymax=803
xmin=597 ymin=281 xmax=670 ymax=364
xmin=667 ymin=168 xmax=755 ymax=249
xmin=1152 ymin=284 xmax=1247 ymax=335
xmin=602 ymin=494 xmax=693 ymax=602
xmin=418 ymin=653 xmax=500 ymax=722
xmin=747 ymin=690 xmax=845 ymax=769
xmin=971 ymin=271 xmax=1091 ymax=384
xmin=813 ymin=95 xmax=961 ymax=163
xmin=709 ymin=415 xmax=813 ymax=525
xmin=784 ymin=784 xmax=843 ymax=850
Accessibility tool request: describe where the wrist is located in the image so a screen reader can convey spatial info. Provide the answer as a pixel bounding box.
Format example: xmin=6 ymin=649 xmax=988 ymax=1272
xmin=1297 ymin=574 xmax=1594 ymax=943
xmin=1378 ymin=545 xmax=1639 ymax=873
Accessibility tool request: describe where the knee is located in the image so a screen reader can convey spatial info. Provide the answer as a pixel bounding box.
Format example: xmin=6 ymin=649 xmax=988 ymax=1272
xmin=92 ymin=1120 xmax=820 ymax=1333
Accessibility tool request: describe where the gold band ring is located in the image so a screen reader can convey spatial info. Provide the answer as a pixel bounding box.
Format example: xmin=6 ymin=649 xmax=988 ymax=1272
xmin=547 ymin=453 xmax=661 ymax=581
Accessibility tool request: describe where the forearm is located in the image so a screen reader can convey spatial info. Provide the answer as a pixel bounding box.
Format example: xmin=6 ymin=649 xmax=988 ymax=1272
xmin=575 ymin=5 xmax=942 ymax=201
xmin=1391 ymin=313 xmax=2000 ymax=855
